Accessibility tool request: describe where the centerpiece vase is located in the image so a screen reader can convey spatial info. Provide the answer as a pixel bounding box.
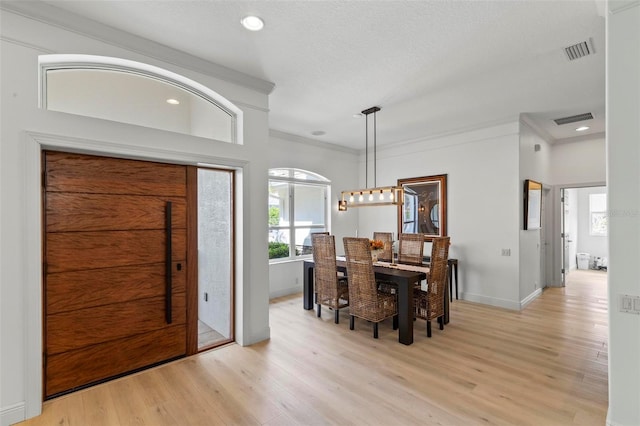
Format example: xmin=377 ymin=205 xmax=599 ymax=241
xmin=371 ymin=249 xmax=383 ymax=262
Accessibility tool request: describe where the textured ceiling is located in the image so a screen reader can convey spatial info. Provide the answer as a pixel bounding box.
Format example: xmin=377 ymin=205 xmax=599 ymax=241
xmin=30 ymin=1 xmax=606 ymax=148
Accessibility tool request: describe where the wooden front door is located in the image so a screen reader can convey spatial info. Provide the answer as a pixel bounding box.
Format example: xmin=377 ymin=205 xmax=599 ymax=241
xmin=43 ymin=151 xmax=188 ymax=398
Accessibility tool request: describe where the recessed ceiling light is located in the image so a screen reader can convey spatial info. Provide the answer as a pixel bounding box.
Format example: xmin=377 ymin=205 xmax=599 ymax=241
xmin=576 ymin=126 xmax=590 ymax=132
xmin=311 ymin=130 xmax=326 ymax=136
xmin=166 ymin=98 xmax=180 ymax=105
xmin=241 ymin=15 xmax=264 ymax=31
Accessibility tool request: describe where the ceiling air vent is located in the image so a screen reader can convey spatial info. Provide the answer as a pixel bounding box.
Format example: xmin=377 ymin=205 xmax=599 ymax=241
xmin=553 ymin=112 xmax=594 ymax=126
xmin=564 ymin=39 xmax=594 ymax=61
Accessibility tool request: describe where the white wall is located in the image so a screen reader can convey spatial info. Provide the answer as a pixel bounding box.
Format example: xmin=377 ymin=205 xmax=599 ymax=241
xmin=267 ymin=131 xmax=360 ymax=298
xmin=606 ymin=1 xmax=640 ymax=424
xmin=1 ymin=10 xmax=271 ymax=425
xmin=518 ymin=120 xmax=552 ymax=304
xmin=551 ymin=137 xmax=606 ymax=186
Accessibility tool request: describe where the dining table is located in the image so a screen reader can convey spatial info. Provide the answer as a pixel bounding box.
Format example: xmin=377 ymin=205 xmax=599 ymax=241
xmin=303 ymin=258 xmax=449 ymax=345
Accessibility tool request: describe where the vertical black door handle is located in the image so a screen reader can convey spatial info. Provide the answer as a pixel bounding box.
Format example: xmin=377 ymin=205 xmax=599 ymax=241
xmin=165 ymin=201 xmax=173 ymax=324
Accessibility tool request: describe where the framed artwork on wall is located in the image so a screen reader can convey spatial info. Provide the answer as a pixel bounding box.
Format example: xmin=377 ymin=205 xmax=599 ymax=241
xmin=397 ymin=174 xmax=447 ymax=241
xmin=524 ymin=179 xmax=542 ymax=230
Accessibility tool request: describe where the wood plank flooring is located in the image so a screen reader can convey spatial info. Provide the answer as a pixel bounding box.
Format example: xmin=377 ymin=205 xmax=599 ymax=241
xmin=198 ymin=320 xmax=227 ymax=348
xmin=20 ymin=270 xmax=608 ymax=425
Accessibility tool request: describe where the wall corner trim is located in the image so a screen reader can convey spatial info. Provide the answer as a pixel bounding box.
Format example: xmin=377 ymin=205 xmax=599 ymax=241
xmin=520 ymin=288 xmax=543 ymax=309
xmin=1 ymin=402 xmax=26 ymax=426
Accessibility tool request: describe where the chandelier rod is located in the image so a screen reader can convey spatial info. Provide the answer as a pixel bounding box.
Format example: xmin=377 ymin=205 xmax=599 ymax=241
xmin=361 ymin=106 xmax=380 ymax=189
xmin=365 ymin=111 xmax=369 ymax=188
xmin=374 ymin=110 xmax=377 ymax=188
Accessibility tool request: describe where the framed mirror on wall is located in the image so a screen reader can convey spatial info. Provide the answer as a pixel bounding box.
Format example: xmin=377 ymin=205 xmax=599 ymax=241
xmin=523 ymin=179 xmax=542 ymax=230
xmin=397 ymin=174 xmax=447 ymax=241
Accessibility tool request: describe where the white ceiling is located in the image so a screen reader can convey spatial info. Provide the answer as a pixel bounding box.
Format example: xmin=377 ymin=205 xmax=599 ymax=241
xmin=29 ymin=1 xmax=606 ymax=149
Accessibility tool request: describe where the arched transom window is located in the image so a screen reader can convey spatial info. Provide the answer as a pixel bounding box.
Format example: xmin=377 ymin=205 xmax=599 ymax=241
xmin=39 ymin=54 xmax=242 ymax=143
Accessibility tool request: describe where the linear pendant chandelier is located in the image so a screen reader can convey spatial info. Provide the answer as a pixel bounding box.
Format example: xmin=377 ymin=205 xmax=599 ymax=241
xmin=338 ymin=106 xmax=403 ymax=211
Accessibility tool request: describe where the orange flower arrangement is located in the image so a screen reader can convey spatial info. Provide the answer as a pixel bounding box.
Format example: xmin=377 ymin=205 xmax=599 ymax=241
xmin=369 ymin=239 xmax=384 ymax=250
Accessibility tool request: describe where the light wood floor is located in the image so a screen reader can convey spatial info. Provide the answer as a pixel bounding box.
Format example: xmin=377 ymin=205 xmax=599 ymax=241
xmin=20 ymin=270 xmax=608 ymax=425
xmin=198 ymin=320 xmax=227 ymax=349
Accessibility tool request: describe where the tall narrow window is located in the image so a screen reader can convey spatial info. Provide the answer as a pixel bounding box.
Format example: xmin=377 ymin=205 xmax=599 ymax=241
xmin=268 ymin=168 xmax=330 ymax=260
xmin=39 ymin=54 xmax=242 ymax=143
xmin=197 ymin=168 xmax=234 ymax=350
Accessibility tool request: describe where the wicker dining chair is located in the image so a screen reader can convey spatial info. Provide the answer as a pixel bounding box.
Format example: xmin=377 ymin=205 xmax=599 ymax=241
xmin=343 ymin=237 xmax=398 ymax=338
xmin=413 ymin=236 xmax=450 ymax=337
xmin=373 ymin=232 xmax=397 ymax=295
xmin=372 ymin=232 xmax=393 ymax=262
xmin=311 ymin=233 xmax=349 ymax=324
xmin=398 ymin=233 xmax=425 ymax=266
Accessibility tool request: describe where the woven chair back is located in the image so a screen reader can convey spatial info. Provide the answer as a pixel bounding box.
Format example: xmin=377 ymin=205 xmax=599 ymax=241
xmin=398 ymin=233 xmax=425 ymax=265
xmin=343 ymin=237 xmax=379 ymax=317
xmin=373 ymin=232 xmax=393 ymax=262
xmin=311 ymin=233 xmax=340 ymax=302
xmin=426 ymin=236 xmax=450 ymax=320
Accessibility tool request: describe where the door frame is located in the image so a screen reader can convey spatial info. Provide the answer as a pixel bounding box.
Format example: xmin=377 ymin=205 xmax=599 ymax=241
xmin=187 ymin=166 xmax=236 ymax=353
xmin=561 ymin=187 xmax=570 ymax=286
xmin=23 ymin=131 xmax=247 ymax=418
xmin=541 ymin=185 xmax=553 ymax=288
xmin=549 ymin=181 xmax=607 ymax=287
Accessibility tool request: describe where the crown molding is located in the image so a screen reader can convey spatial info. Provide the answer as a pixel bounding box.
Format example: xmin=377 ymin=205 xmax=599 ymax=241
xmin=0 ymin=1 xmax=275 ymax=94
xmin=375 ymin=115 xmax=520 ymax=154
xmin=608 ymin=0 xmax=639 ymax=14
xmin=269 ymin=129 xmax=359 ymax=155
xmin=552 ymin=131 xmax=606 ymax=145
xmin=520 ymin=114 xmax=555 ymax=143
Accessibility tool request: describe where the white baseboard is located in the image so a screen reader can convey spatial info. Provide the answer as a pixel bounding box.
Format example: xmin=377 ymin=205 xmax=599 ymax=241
xmin=460 ymin=292 xmax=521 ymax=310
xmin=1 ymin=403 xmax=25 ymax=426
xmin=461 ymin=289 xmax=543 ymax=311
xmin=606 ymin=409 xmax=625 ymax=426
xmin=520 ymin=288 xmax=543 ymax=309
xmin=269 ymin=286 xmax=300 ymax=300
xmin=240 ymin=325 xmax=271 ymax=347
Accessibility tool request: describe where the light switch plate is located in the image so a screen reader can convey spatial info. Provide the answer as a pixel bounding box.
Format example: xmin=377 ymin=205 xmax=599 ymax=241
xmin=619 ymin=294 xmax=640 ymax=314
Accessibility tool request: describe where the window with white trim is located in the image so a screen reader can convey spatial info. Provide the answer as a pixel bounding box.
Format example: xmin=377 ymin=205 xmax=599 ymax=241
xmin=268 ymin=168 xmax=330 ymax=260
xmin=39 ymin=54 xmax=241 ymax=143
xmin=589 ymin=193 xmax=607 ymax=236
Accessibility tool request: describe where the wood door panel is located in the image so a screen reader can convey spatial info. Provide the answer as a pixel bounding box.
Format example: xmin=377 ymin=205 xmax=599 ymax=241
xmin=47 ymin=294 xmax=186 ymax=355
xmin=46 ymin=263 xmax=186 ymax=315
xmin=43 ymin=151 xmax=193 ymax=399
xmin=45 ymin=151 xmax=186 ymax=197
xmin=46 ymin=230 xmax=186 ymax=273
xmin=46 ymin=193 xmax=186 ymax=233
xmin=46 ymin=325 xmax=185 ymax=397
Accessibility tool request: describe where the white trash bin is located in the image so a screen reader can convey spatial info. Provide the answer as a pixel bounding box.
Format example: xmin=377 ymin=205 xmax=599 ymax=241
xmin=577 ymin=253 xmax=590 ymax=270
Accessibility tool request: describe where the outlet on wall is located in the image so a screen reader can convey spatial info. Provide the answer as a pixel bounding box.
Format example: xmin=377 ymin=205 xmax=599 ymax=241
xmin=501 ymin=248 xmax=511 ymax=256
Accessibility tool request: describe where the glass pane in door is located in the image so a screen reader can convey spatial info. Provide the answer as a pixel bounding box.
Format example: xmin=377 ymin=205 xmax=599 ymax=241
xmin=197 ymin=168 xmax=233 ymax=349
